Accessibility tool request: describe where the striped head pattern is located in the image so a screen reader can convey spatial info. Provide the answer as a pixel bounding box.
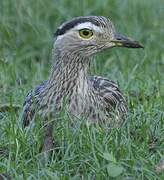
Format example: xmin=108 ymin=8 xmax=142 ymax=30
xmin=53 ymin=16 xmax=143 ymax=57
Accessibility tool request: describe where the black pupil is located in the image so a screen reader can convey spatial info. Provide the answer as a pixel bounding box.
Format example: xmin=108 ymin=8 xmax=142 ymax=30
xmin=83 ymin=30 xmax=90 ymax=36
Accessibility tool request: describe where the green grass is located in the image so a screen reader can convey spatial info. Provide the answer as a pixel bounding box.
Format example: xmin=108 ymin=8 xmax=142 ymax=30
xmin=0 ymin=0 xmax=164 ymax=179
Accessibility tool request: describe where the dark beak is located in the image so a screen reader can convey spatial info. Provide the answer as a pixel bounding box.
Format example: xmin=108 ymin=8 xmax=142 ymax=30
xmin=111 ymin=33 xmax=144 ymax=48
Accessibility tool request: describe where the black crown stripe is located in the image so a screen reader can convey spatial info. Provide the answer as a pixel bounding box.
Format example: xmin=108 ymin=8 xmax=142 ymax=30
xmin=55 ymin=17 xmax=101 ymax=36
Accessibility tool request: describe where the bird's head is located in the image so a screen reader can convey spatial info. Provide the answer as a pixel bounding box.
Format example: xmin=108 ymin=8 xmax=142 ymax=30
xmin=54 ymin=16 xmax=143 ymax=57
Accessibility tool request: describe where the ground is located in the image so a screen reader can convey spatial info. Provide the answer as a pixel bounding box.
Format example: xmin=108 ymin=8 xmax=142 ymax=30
xmin=0 ymin=0 xmax=163 ymax=179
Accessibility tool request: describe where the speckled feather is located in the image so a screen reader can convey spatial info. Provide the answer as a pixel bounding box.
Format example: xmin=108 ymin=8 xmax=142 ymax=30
xmin=23 ymin=76 xmax=127 ymax=127
xmin=22 ymin=16 xmax=129 ymax=127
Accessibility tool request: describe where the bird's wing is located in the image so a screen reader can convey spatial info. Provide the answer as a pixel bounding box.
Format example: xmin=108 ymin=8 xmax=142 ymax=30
xmin=89 ymin=76 xmax=128 ymax=117
xmin=22 ymin=80 xmax=48 ymax=127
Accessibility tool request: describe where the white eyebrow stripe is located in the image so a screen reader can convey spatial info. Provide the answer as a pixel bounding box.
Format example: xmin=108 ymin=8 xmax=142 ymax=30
xmin=73 ymin=22 xmax=103 ymax=33
xmin=56 ymin=22 xmax=103 ymax=40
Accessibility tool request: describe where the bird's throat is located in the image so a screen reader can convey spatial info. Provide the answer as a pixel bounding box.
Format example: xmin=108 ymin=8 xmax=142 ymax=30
xmin=48 ymin=51 xmax=91 ymax=98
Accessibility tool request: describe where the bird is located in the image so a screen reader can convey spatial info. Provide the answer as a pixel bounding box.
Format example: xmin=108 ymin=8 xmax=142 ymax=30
xmin=22 ymin=16 xmax=143 ymax=153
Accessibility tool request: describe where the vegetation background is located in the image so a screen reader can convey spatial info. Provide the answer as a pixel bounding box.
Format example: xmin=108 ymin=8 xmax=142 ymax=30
xmin=0 ymin=0 xmax=163 ymax=179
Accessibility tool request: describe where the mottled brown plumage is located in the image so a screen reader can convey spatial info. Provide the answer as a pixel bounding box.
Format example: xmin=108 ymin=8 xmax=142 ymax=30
xmin=22 ymin=16 xmax=143 ymax=155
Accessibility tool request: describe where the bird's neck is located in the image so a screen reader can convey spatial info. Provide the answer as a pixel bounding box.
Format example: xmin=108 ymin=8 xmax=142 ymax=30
xmin=48 ymin=50 xmax=91 ymax=95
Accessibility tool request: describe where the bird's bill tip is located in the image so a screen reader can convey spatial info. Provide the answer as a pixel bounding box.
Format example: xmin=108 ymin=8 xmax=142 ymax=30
xmin=111 ymin=33 xmax=144 ymax=49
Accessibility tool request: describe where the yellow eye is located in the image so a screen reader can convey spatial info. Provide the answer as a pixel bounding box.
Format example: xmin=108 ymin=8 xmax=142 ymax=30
xmin=79 ymin=29 xmax=93 ymax=39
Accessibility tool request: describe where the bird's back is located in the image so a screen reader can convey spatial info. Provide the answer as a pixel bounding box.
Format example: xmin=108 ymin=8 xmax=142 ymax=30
xmin=22 ymin=76 xmax=128 ymax=127
xmin=22 ymin=80 xmax=48 ymax=127
xmin=88 ymin=76 xmax=128 ymax=123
